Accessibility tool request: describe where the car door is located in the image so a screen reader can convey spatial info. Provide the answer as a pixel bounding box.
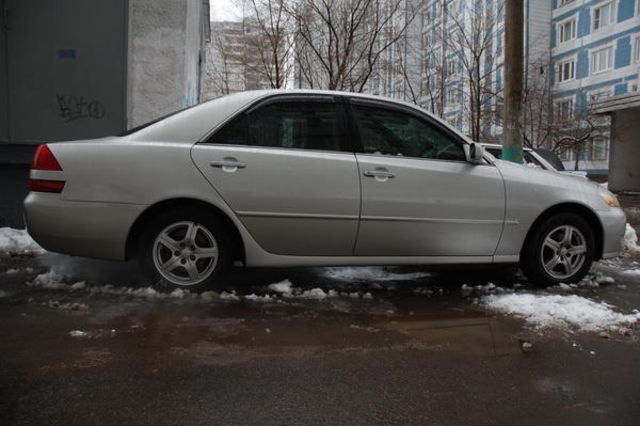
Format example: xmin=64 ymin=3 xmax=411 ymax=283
xmin=350 ymin=100 xmax=505 ymax=257
xmin=191 ymin=95 xmax=361 ymax=256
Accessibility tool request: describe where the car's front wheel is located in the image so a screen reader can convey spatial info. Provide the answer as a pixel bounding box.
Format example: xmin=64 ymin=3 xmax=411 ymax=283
xmin=138 ymin=209 xmax=233 ymax=292
xmin=521 ymin=212 xmax=596 ymax=286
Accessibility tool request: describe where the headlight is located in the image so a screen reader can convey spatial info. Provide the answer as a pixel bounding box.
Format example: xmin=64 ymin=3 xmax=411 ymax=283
xmin=600 ymin=191 xmax=620 ymax=208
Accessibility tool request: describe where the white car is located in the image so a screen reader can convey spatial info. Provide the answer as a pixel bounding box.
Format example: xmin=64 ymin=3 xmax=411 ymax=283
xmin=481 ymin=143 xmax=588 ymax=179
xmin=24 ymin=90 xmax=626 ymax=291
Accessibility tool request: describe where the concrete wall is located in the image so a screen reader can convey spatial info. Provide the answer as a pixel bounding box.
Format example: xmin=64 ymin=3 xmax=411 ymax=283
xmin=127 ymin=0 xmax=205 ymax=128
xmin=609 ymin=108 xmax=640 ymax=192
xmin=1 ymin=0 xmax=127 ymax=143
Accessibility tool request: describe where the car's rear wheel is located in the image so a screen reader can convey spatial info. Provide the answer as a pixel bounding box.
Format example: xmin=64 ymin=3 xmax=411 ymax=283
xmin=138 ymin=209 xmax=233 ymax=292
xmin=521 ymin=212 xmax=595 ymax=286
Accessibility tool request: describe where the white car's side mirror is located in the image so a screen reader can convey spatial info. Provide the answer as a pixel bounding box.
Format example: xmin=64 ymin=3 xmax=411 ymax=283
xmin=467 ymin=143 xmax=485 ymax=164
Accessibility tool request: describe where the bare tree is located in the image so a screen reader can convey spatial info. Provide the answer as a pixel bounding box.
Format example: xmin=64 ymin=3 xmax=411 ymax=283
xmin=522 ymin=58 xmax=555 ymax=150
xmin=204 ymin=22 xmax=243 ymax=99
xmin=290 ymin=0 xmax=415 ymax=92
xmin=244 ymin=0 xmax=295 ymax=89
xmin=552 ymin=106 xmax=604 ymax=171
xmin=448 ymin=1 xmax=504 ymax=141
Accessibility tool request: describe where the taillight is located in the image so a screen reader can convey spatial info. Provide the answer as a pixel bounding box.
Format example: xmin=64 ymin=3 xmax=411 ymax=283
xmin=29 ymin=144 xmax=65 ymax=193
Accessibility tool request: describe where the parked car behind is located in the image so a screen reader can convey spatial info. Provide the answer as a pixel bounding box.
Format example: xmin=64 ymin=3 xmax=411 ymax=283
xmin=24 ymin=90 xmax=625 ymax=290
xmin=481 ymin=143 xmax=588 ymax=179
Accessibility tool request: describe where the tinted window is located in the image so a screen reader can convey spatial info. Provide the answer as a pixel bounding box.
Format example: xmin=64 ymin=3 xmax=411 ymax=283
xmin=353 ymin=105 xmax=466 ymax=161
xmin=209 ymin=100 xmax=344 ymax=152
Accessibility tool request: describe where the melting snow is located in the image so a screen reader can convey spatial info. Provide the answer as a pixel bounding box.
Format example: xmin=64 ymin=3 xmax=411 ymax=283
xmin=483 ymin=293 xmax=640 ymax=333
xmin=26 ymin=270 xmax=374 ymax=303
xmin=0 ymin=228 xmax=45 ymax=257
xmin=624 ymin=224 xmax=640 ymax=253
xmin=268 ymin=280 xmax=293 ymax=294
xmin=319 ymin=267 xmax=431 ymax=282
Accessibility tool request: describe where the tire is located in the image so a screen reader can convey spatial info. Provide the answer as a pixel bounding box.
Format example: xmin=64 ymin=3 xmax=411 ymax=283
xmin=138 ymin=208 xmax=234 ymax=292
xmin=521 ymin=212 xmax=596 ymax=287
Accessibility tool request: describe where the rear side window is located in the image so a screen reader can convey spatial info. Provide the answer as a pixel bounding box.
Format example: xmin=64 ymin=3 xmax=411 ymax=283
xmin=352 ymin=104 xmax=466 ymax=162
xmin=208 ymin=100 xmax=345 ymax=152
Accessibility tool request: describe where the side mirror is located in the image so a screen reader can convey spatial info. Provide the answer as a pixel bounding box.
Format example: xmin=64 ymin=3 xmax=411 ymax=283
xmin=467 ymin=142 xmax=485 ymax=164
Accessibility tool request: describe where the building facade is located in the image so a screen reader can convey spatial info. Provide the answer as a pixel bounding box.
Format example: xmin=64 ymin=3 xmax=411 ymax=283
xmin=551 ymin=0 xmax=640 ymax=173
xmin=202 ymin=19 xmax=277 ymax=100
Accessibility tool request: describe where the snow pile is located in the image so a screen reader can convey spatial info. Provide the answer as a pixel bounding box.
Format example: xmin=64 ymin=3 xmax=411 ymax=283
xmin=461 ymin=282 xmax=509 ymax=296
xmin=483 ymin=293 xmax=640 ymax=333
xmin=0 ymin=228 xmax=45 ymax=257
xmin=624 ymin=224 xmax=640 ymax=253
xmin=319 ymin=267 xmax=430 ymax=282
xmin=268 ymin=279 xmax=293 ymax=294
xmin=28 ymin=270 xmax=189 ymax=300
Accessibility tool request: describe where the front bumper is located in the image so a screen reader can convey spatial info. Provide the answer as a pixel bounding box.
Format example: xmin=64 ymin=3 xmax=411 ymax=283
xmin=598 ymin=207 xmax=627 ymax=259
xmin=24 ymin=192 xmax=147 ymax=260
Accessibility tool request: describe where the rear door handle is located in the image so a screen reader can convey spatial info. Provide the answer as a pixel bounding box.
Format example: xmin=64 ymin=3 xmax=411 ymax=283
xmin=210 ymin=157 xmax=246 ymax=171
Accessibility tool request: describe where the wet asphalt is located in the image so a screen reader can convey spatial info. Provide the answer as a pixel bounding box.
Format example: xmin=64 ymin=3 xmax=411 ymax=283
xmin=1 ymin=252 xmax=639 ymax=425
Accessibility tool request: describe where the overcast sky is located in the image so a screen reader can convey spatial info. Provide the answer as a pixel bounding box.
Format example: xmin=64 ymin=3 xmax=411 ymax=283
xmin=210 ymin=0 xmax=243 ymax=22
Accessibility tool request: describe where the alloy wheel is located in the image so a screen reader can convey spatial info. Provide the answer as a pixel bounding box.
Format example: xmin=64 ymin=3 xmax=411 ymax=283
xmin=540 ymin=225 xmax=587 ymax=281
xmin=152 ymin=221 xmax=219 ymax=286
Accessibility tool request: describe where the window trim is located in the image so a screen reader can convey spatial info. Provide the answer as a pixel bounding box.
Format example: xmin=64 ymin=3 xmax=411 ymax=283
xmin=346 ymin=97 xmax=471 ymax=164
xmin=590 ymin=43 xmax=615 ymax=75
xmin=634 ymin=35 xmax=640 ymax=63
xmin=592 ymin=1 xmax=616 ymax=33
xmin=556 ymin=56 xmax=577 ymax=82
xmin=199 ymin=94 xmax=355 ymax=154
xmin=557 ymin=16 xmax=577 ymax=45
xmin=555 ymin=96 xmax=575 ymax=122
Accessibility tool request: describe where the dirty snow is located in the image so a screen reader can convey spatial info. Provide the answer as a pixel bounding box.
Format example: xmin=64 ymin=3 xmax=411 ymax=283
xmin=0 ymin=228 xmax=45 ymax=257
xmin=483 ymin=293 xmax=640 ymax=333
xmin=268 ymin=280 xmax=293 ymax=294
xmin=26 ymin=270 xmax=375 ymax=303
xmin=319 ymin=267 xmax=431 ymax=282
xmin=624 ymin=223 xmax=640 ymax=253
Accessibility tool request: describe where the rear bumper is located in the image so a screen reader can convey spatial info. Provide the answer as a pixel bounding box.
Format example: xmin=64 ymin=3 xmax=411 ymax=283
xmin=598 ymin=207 xmax=627 ymax=259
xmin=23 ymin=192 xmax=147 ymax=260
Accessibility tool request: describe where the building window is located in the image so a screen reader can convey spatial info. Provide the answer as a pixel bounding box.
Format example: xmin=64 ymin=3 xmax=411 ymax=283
xmin=446 ymin=86 xmax=458 ymax=106
xmin=559 ymin=148 xmax=572 ymax=161
xmin=589 ymin=88 xmax=612 ymax=103
xmin=555 ymin=98 xmax=574 ymax=121
xmin=591 ymin=136 xmax=609 ymax=161
xmin=634 ymin=36 xmax=640 ymax=63
xmin=559 ymin=0 xmax=576 ymax=7
xmin=556 ymin=58 xmax=575 ymax=82
xmin=446 ymin=59 xmax=457 ymax=76
xmin=558 ymin=18 xmax=577 ymax=44
xmin=591 ymin=46 xmax=613 ymax=74
xmin=593 ymin=2 xmax=614 ymax=31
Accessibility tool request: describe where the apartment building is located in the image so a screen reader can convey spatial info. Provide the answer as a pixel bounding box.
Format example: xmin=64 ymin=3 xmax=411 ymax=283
xmin=551 ymin=0 xmax=640 ymax=173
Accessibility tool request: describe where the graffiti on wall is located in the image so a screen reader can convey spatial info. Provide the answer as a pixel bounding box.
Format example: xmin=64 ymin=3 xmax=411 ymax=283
xmin=56 ymin=95 xmax=105 ymax=123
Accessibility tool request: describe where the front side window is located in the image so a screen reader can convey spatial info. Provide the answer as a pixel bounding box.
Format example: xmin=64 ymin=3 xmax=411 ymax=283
xmin=352 ymin=104 xmax=466 ymax=162
xmin=208 ymin=99 xmax=344 ymax=151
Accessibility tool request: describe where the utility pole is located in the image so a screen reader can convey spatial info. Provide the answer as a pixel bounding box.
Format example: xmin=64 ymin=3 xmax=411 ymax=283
xmin=503 ymin=0 xmax=524 ymax=163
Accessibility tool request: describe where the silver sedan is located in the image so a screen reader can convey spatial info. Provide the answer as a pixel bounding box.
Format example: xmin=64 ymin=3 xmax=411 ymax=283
xmin=24 ymin=90 xmax=626 ymax=291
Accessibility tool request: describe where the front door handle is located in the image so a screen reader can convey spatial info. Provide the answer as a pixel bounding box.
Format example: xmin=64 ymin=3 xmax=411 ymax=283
xmin=210 ymin=157 xmax=246 ymax=172
xmin=363 ymin=168 xmax=395 ymax=180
